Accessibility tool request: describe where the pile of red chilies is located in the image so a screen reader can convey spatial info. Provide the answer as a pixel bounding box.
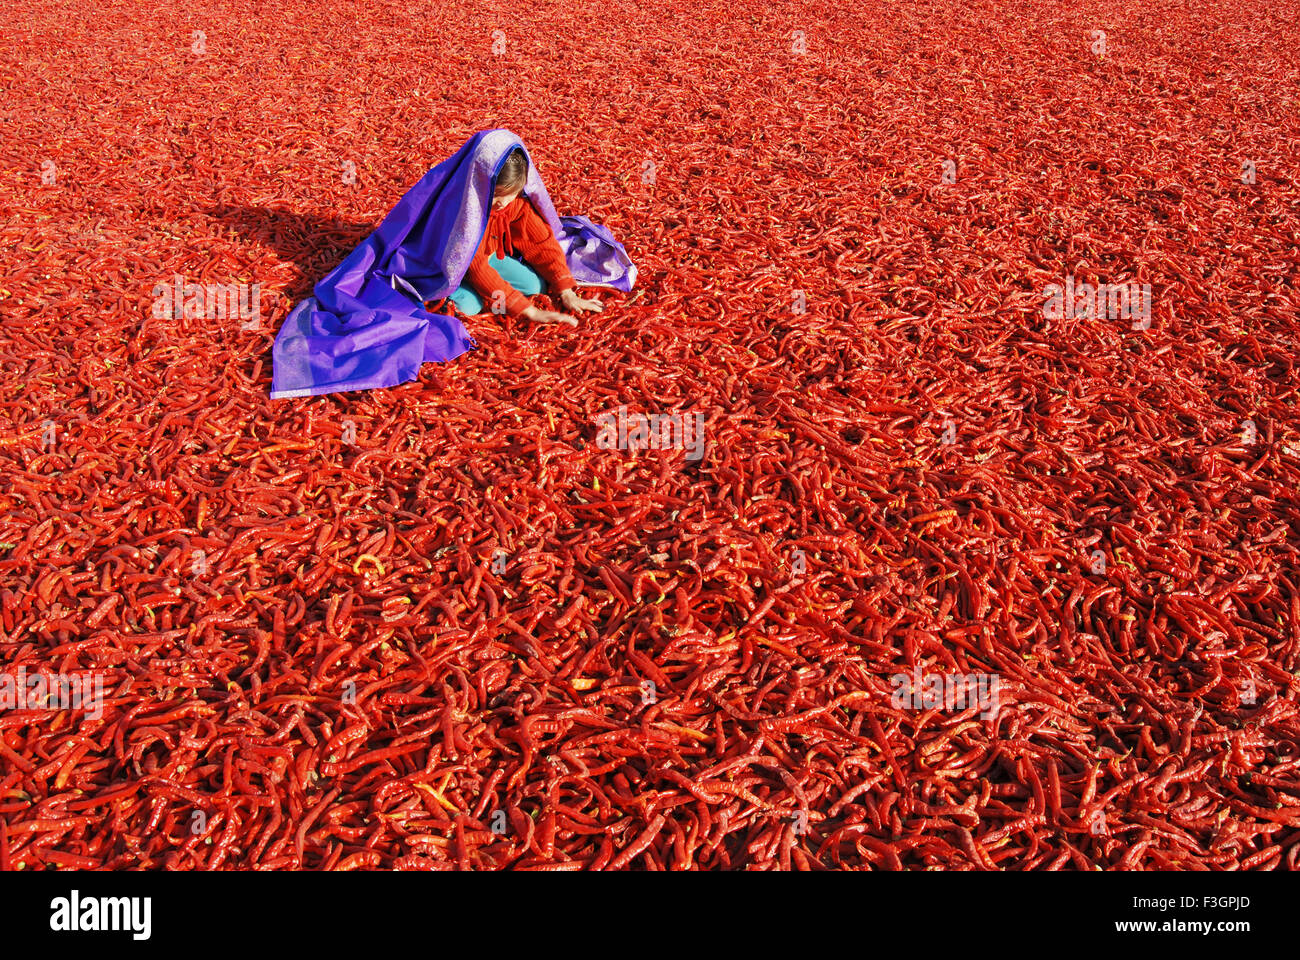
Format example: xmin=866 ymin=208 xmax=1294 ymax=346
xmin=2 ymin=0 xmax=1299 ymax=869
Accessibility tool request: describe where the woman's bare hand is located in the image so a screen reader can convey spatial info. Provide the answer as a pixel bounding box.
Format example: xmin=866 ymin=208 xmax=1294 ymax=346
xmin=521 ymin=305 xmax=578 ymax=327
xmin=559 ymin=289 xmax=604 ymax=314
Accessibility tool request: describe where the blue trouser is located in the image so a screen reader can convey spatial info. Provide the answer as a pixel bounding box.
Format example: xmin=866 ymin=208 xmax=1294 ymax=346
xmin=448 ymin=254 xmax=547 ymax=315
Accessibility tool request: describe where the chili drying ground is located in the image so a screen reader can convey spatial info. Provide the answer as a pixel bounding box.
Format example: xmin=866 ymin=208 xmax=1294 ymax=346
xmin=1 ymin=0 xmax=1298 ymax=870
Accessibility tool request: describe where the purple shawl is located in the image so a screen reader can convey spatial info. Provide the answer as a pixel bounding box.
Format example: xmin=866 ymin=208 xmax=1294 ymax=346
xmin=270 ymin=129 xmax=637 ymax=399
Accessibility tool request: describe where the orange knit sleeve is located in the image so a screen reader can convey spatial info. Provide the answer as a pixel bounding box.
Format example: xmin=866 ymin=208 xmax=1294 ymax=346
xmin=463 ymin=229 xmax=532 ymax=318
xmin=509 ymin=199 xmax=576 ymax=295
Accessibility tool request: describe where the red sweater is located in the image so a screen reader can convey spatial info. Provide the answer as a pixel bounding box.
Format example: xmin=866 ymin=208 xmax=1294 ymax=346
xmin=463 ymin=197 xmax=576 ymax=317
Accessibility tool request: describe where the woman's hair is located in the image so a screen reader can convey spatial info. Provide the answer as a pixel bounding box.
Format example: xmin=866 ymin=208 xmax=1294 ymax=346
xmin=495 ymin=148 xmax=528 ymax=194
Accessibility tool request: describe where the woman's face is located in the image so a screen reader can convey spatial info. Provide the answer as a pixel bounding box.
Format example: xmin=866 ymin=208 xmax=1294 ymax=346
xmin=491 ymin=186 xmax=521 ymax=211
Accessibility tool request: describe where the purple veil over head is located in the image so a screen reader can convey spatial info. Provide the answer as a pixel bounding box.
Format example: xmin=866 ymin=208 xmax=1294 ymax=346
xmin=270 ymin=128 xmax=637 ymax=399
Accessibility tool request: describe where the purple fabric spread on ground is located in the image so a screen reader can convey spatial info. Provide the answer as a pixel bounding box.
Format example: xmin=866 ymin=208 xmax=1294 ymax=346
xmin=270 ymin=129 xmax=638 ymax=399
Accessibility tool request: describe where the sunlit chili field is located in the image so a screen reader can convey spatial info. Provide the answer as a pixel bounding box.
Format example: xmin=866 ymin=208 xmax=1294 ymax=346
xmin=2 ymin=0 xmax=1299 ymax=871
